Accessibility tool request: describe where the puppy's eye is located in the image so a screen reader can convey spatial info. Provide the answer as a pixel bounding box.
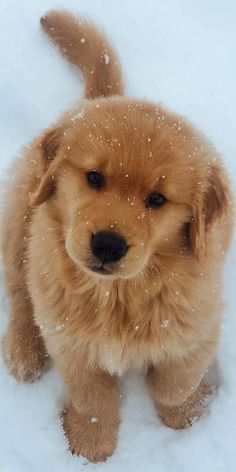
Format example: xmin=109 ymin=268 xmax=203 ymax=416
xmin=146 ymin=192 xmax=166 ymax=208
xmin=86 ymin=171 xmax=104 ymax=189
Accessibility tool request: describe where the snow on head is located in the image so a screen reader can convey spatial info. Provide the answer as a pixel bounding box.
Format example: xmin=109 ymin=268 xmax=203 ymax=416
xmin=104 ymin=53 xmax=110 ymax=64
xmin=70 ymin=110 xmax=85 ymax=123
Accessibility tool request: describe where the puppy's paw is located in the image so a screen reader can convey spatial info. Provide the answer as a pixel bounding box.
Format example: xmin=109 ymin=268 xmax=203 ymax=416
xmin=62 ymin=403 xmax=119 ymax=463
xmin=158 ymin=383 xmax=215 ymax=430
xmin=2 ymin=327 xmax=49 ymax=383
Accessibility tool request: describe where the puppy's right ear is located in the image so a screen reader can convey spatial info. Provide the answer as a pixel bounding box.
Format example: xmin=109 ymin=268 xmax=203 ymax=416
xmin=30 ymin=127 xmax=64 ymax=207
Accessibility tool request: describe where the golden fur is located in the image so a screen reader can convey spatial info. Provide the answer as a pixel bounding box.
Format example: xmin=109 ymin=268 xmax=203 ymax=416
xmin=1 ymin=10 xmax=234 ymax=462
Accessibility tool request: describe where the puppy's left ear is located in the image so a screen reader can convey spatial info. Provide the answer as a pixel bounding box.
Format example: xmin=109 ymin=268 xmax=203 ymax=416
xmin=30 ymin=127 xmax=64 ymax=207
xmin=189 ymin=164 xmax=230 ymax=260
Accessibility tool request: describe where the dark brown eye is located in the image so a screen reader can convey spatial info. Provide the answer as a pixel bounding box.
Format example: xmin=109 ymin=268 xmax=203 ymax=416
xmin=146 ymin=192 xmax=166 ymax=208
xmin=86 ymin=171 xmax=104 ymax=189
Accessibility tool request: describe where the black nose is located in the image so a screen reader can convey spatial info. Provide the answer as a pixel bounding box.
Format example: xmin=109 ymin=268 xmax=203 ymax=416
xmin=91 ymin=231 xmax=128 ymax=264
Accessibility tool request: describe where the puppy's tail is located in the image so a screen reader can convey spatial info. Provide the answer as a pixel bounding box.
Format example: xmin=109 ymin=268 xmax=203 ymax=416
xmin=40 ymin=10 xmax=124 ymax=99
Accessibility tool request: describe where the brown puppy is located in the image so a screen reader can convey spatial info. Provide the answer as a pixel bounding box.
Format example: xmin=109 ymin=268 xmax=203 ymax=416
xmin=1 ymin=10 xmax=234 ymax=463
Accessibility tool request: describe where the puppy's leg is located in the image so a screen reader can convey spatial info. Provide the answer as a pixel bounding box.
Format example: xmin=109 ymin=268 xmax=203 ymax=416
xmin=3 ymin=286 xmax=48 ymax=383
xmin=2 ymin=165 xmax=49 ymax=382
xmin=58 ymin=357 xmax=120 ymax=462
xmin=146 ymin=342 xmax=217 ymax=429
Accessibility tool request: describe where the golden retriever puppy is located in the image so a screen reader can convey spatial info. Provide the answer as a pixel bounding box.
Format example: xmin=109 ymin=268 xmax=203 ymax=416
xmin=1 ymin=10 xmax=234 ymax=463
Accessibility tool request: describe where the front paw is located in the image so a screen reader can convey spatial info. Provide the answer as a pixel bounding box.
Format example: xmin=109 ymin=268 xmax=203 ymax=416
xmin=158 ymin=383 xmax=214 ymax=429
xmin=62 ymin=403 xmax=119 ymax=462
xmin=2 ymin=326 xmax=49 ymax=383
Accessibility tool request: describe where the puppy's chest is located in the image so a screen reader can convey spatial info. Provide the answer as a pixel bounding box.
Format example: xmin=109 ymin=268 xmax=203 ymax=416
xmin=66 ymin=284 xmax=191 ymax=375
xmin=91 ymin=338 xmax=163 ymax=376
xmin=84 ymin=302 xmax=177 ymax=375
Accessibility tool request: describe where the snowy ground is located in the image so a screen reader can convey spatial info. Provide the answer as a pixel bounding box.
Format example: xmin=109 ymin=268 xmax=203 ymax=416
xmin=0 ymin=1 xmax=236 ymax=471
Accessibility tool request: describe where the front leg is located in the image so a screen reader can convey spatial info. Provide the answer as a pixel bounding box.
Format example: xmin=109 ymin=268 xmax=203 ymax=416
xmin=3 ymin=289 xmax=48 ymax=383
xmin=146 ymin=343 xmax=217 ymax=429
xmin=54 ymin=350 xmax=120 ymax=462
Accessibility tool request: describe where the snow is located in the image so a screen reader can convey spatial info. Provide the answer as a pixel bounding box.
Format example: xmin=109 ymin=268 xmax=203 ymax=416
xmin=0 ymin=0 xmax=236 ymax=471
xmin=104 ymin=53 xmax=110 ymax=65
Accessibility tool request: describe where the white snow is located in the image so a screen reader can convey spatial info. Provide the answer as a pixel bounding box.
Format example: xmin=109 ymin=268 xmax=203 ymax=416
xmin=104 ymin=53 xmax=110 ymax=65
xmin=0 ymin=0 xmax=236 ymax=471
xmin=70 ymin=110 xmax=85 ymax=123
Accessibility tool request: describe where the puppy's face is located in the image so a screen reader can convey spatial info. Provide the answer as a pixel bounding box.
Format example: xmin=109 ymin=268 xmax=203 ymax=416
xmin=33 ymin=99 xmax=228 ymax=279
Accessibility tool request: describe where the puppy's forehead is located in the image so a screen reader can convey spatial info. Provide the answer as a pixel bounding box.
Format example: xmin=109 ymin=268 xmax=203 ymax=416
xmin=65 ymin=99 xmax=206 ymax=198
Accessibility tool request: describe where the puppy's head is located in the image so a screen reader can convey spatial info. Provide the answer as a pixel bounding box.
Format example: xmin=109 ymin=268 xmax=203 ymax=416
xmin=31 ymin=99 xmax=230 ymax=279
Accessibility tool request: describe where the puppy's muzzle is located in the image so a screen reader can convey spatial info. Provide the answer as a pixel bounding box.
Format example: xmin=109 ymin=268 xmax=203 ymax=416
xmin=91 ymin=231 xmax=128 ymax=264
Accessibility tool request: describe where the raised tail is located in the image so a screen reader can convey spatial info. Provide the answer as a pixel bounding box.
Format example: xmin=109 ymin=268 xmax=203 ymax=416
xmin=40 ymin=10 xmax=124 ymax=99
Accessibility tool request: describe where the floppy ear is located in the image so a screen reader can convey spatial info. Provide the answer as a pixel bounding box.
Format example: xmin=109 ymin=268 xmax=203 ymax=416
xmin=189 ymin=164 xmax=230 ymax=260
xmin=30 ymin=127 xmax=63 ymax=207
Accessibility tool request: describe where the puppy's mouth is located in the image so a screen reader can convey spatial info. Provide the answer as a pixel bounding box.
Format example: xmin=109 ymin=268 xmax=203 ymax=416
xmin=87 ymin=264 xmax=116 ymax=276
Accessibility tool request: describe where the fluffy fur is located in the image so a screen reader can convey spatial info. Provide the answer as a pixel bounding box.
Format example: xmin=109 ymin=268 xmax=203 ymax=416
xmin=1 ymin=10 xmax=234 ymax=463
